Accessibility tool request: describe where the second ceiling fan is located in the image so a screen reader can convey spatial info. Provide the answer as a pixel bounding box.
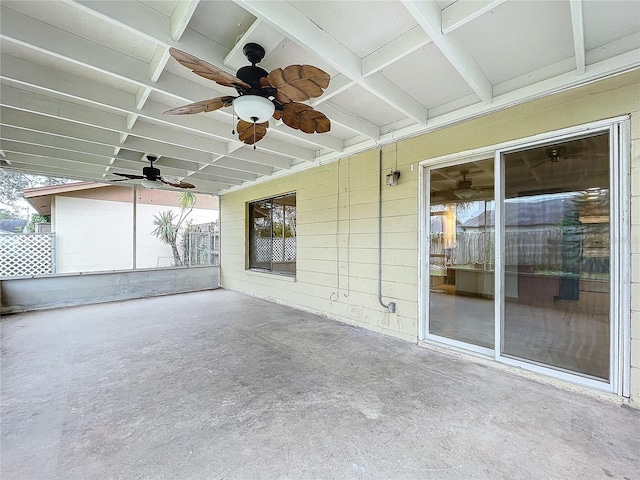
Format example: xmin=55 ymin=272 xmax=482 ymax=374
xmin=165 ymin=43 xmax=331 ymax=146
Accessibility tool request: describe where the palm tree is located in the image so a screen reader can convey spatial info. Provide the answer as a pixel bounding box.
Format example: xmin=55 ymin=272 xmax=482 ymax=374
xmin=151 ymin=192 xmax=196 ymax=266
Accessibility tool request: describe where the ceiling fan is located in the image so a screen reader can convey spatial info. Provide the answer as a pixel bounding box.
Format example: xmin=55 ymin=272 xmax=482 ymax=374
xmin=453 ymin=171 xmax=493 ymax=200
xmin=164 ymin=43 xmax=331 ymax=147
xmin=432 ymin=170 xmax=493 ymax=202
xmin=111 ymin=156 xmax=195 ymax=189
xmin=530 ymin=146 xmax=568 ymax=169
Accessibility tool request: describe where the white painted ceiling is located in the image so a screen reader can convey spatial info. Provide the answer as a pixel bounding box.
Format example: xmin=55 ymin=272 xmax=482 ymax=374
xmin=1 ymin=0 xmax=639 ymax=195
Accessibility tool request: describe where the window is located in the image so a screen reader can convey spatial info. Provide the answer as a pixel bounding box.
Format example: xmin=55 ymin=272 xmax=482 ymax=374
xmin=248 ymin=193 xmax=296 ymax=275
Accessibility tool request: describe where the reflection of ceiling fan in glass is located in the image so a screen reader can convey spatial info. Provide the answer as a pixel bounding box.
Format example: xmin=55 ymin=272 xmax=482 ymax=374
xmin=531 ymin=146 xmax=567 ymax=169
xmin=452 ymin=170 xmax=492 ymax=200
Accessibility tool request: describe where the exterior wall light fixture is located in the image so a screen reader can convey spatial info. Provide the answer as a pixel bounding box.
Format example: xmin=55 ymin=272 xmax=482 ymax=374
xmin=386 ymin=169 xmax=400 ymax=186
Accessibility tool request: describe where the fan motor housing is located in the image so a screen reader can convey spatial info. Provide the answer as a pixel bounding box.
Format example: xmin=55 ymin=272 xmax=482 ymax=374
xmin=243 ymin=43 xmax=266 ymax=65
xmin=236 ymin=65 xmax=270 ymax=90
xmin=143 ymin=166 xmax=161 ymax=180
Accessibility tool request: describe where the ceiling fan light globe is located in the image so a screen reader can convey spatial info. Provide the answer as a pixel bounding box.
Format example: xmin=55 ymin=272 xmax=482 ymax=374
xmin=140 ymin=179 xmax=161 ymax=189
xmin=453 ymin=188 xmax=475 ymax=200
xmin=233 ymin=95 xmax=274 ymax=123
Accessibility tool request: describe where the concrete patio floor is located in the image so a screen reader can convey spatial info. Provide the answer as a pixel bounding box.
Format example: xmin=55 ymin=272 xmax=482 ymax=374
xmin=1 ymin=289 xmax=639 ymax=480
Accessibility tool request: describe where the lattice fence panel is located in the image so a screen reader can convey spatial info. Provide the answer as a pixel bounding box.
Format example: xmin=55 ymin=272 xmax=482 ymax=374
xmin=255 ymin=237 xmax=272 ymax=262
xmin=272 ymin=238 xmax=285 ymax=262
xmin=278 ymin=237 xmax=297 ymax=262
xmin=255 ymin=237 xmax=296 ymax=262
xmin=184 ymin=222 xmax=219 ymax=266
xmin=0 ymin=233 xmax=55 ymax=277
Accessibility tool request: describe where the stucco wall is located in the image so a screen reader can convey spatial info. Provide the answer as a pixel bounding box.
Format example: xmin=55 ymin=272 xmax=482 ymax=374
xmin=53 ymin=196 xmax=217 ymax=273
xmin=220 ymin=71 xmax=640 ymax=402
xmin=0 ymin=266 xmax=219 ymax=314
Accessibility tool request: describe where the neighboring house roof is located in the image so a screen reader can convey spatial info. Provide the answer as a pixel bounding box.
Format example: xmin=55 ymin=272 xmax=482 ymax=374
xmin=23 ymin=182 xmax=218 ymax=216
xmin=24 ymin=182 xmax=110 ymax=216
xmin=461 ymin=195 xmax=574 ymax=229
xmin=0 ymin=219 xmax=28 ymax=233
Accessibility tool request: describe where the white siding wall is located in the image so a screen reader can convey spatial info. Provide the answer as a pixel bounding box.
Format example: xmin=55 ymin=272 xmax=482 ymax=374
xmin=221 ymin=154 xmax=418 ymax=343
xmin=221 ymin=71 xmax=640 ymax=404
xmin=631 ymin=91 xmax=640 ymax=406
xmin=54 ymin=196 xmax=217 ymax=273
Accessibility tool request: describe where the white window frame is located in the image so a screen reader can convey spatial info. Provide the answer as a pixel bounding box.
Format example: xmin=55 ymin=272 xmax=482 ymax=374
xmin=247 ymin=192 xmax=297 ymax=276
xmin=418 ymin=116 xmax=630 ymax=395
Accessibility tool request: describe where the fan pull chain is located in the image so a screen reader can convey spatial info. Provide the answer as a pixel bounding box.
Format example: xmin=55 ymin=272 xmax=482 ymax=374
xmin=232 ymin=109 xmax=236 ymax=135
xmin=251 ymin=117 xmax=258 ymax=149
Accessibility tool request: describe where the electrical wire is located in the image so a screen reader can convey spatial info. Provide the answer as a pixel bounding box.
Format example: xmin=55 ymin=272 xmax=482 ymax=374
xmin=343 ymin=155 xmax=350 ymax=298
xmin=378 ymin=147 xmax=392 ymax=311
xmin=330 ymin=158 xmax=340 ymax=302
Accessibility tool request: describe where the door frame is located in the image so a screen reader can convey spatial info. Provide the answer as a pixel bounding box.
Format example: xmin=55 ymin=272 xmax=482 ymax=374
xmin=418 ymin=116 xmax=630 ymax=395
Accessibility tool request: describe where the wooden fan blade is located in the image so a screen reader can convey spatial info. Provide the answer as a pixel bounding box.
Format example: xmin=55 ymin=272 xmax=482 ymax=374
xmin=112 ymin=173 xmax=144 ymax=180
xmin=259 ymin=77 xmax=271 ymax=88
xmin=160 ymin=177 xmax=195 ymax=189
xmin=267 ymin=65 xmax=330 ymax=103
xmin=237 ymin=120 xmax=269 ymax=145
xmin=281 ymin=103 xmax=331 ymax=134
xmin=164 ymin=96 xmax=234 ymax=115
xmin=169 ymin=48 xmax=251 ymax=90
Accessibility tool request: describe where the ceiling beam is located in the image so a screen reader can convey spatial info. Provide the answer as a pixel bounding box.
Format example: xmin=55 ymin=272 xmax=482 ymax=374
xmin=0 ymin=142 xmax=241 ymax=188
xmin=65 ymin=1 xmax=349 ymax=150
xmin=0 ymin=141 xmax=113 ymax=170
xmin=224 ymin=19 xmax=285 ymax=70
xmin=0 ymin=54 xmax=314 ymax=163
xmin=171 ymin=0 xmax=201 ymax=42
xmin=129 ymin=120 xmax=294 ymax=170
xmin=0 ymin=7 xmax=324 ymax=159
xmin=121 ymin=138 xmax=259 ymax=181
xmin=2 ymin=152 xmax=110 ymax=177
xmin=0 ymin=6 xmax=149 ymax=87
xmin=311 ymin=48 xmax=640 ymax=168
xmin=311 ymin=74 xmax=354 ymax=106
xmin=402 ymin=0 xmax=493 ymax=104
xmin=67 ymin=0 xmax=228 ymax=64
xmin=361 ymin=27 xmax=431 ymax=77
xmin=0 ymin=84 xmax=127 ymax=132
xmin=0 ymin=140 xmax=245 ymax=187
xmin=570 ymin=0 xmax=586 ymax=75
xmin=1 ymin=129 xmax=259 ymax=182
xmin=70 ymin=0 xmax=199 ymax=156
xmin=317 ymin=104 xmax=380 ymax=141
xmin=0 ymin=125 xmax=115 ymax=158
xmin=234 ymin=0 xmax=428 ymax=124
xmin=441 ymin=0 xmax=507 ymax=34
xmin=0 ymin=107 xmax=121 ymax=147
xmin=0 ymin=106 xmax=293 ymax=172
xmin=3 ymin=151 xmax=233 ymax=193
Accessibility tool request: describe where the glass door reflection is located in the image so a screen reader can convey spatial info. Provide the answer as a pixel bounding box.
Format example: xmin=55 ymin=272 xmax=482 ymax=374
xmin=428 ymin=159 xmax=495 ymax=349
xmin=501 ymin=133 xmax=610 ymax=380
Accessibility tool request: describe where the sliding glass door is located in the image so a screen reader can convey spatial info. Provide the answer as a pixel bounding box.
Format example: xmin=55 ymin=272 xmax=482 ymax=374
xmin=499 ymin=133 xmax=611 ymax=380
xmin=427 ymin=158 xmax=495 ymax=352
xmin=424 ymin=120 xmax=628 ymax=392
